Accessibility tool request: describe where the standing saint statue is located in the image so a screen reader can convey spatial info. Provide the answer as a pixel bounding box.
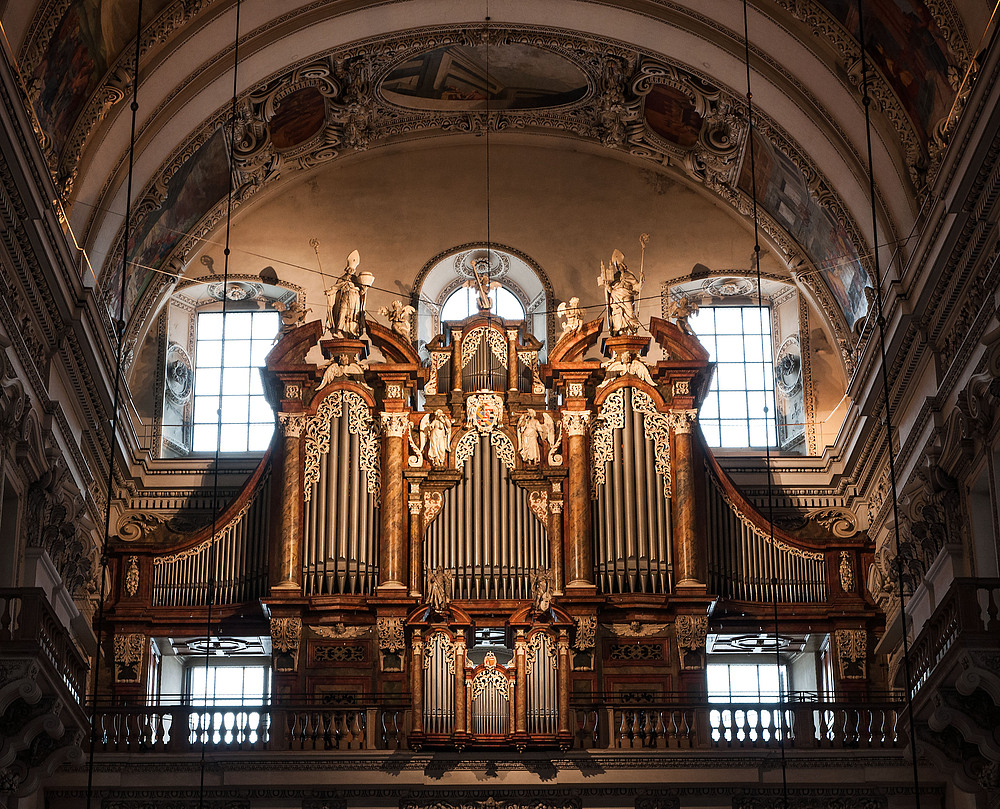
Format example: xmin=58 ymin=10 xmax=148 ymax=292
xmin=326 ymin=250 xmax=373 ymax=337
xmin=422 ymin=409 xmax=453 ymax=468
xmin=599 ymin=245 xmax=645 ymax=335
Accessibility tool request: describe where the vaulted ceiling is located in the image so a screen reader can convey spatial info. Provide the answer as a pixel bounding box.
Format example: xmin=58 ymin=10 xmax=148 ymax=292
xmin=1 ymin=0 xmax=989 ymax=360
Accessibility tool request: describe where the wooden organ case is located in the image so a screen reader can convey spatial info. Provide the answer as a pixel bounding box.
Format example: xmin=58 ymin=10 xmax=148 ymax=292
xmin=104 ymin=307 xmax=877 ymax=752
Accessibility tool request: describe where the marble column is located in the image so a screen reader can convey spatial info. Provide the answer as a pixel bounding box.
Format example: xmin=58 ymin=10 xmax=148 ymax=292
xmin=453 ymin=634 xmax=468 ymax=742
xmin=557 ymin=629 xmax=570 ymax=735
xmin=514 ymin=629 xmax=528 ymax=735
xmin=378 ymin=412 xmax=409 ymax=591
xmin=451 ymin=329 xmax=463 ymax=392
xmin=507 ymin=328 xmax=519 ymax=392
xmin=273 ymin=413 xmax=305 ymax=590
xmin=410 ymin=634 xmax=425 ymax=735
xmin=549 ymin=498 xmax=565 ymax=595
xmin=563 ymin=410 xmax=594 ymax=587
xmin=669 ymin=409 xmax=706 ymax=587
xmin=408 ymin=492 xmax=424 ymax=597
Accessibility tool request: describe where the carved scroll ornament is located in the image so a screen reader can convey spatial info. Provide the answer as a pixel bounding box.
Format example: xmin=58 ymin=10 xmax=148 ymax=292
xmin=835 ymin=628 xmax=867 ymax=679
xmin=303 ymin=390 xmax=379 ymax=502
xmin=376 ymin=617 xmax=405 ymax=653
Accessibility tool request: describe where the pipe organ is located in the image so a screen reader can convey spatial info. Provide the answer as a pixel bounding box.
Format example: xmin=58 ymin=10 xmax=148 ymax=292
xmin=106 ymin=306 xmax=874 ymax=751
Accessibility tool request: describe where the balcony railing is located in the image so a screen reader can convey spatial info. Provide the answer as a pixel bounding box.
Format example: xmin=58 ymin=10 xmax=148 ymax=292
xmin=0 ymin=587 xmax=88 ymax=705
xmin=91 ymin=696 xmax=904 ymax=754
xmin=908 ymin=577 xmax=1000 ymax=695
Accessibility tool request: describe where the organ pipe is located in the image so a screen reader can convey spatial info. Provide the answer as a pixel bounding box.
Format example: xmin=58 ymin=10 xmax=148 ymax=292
xmin=705 ymin=469 xmax=826 ymax=602
xmin=302 ymin=411 xmax=380 ymax=595
xmin=424 ymin=435 xmax=546 ymax=599
xmin=593 ymin=388 xmax=673 ymax=594
xmin=152 ymin=473 xmax=271 ymax=607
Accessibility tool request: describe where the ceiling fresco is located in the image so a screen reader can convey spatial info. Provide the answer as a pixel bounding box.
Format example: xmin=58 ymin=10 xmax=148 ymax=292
xmin=379 ymin=43 xmax=589 ymax=111
xmin=7 ymin=0 xmax=978 ymax=361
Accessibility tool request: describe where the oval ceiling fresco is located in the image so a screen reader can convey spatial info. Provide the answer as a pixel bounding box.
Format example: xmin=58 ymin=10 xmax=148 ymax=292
xmin=378 ymin=43 xmax=589 ymax=111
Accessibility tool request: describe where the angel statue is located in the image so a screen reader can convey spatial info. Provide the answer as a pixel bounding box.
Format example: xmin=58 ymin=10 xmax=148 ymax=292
xmin=378 ymin=300 xmax=416 ymax=340
xmin=517 ymin=409 xmax=560 ymax=465
xmin=427 ymin=567 xmax=453 ymax=614
xmin=599 ymin=350 xmax=654 ymax=387
xmin=415 ymin=409 xmax=453 ymax=468
xmin=272 ymin=299 xmax=310 ymax=339
xmin=667 ymin=295 xmax=698 ymax=335
xmin=556 ymin=296 xmax=584 ymax=338
xmin=531 ymin=568 xmax=554 ymax=615
xmin=326 ymin=249 xmax=375 ymax=337
xmin=598 ymin=238 xmax=646 ymax=335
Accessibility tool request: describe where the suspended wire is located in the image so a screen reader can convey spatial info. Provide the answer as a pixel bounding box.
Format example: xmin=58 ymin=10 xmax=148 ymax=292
xmin=741 ymin=1 xmax=789 ymax=803
xmin=855 ymin=0 xmax=921 ymax=804
xmin=199 ymin=3 xmax=242 ymax=807
xmin=85 ymin=1 xmax=144 ymax=808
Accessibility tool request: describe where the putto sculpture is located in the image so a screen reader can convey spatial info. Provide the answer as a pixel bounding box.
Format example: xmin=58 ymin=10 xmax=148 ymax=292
xmin=378 ymin=300 xmax=416 ymax=340
xmin=556 ymin=296 xmax=584 ymax=338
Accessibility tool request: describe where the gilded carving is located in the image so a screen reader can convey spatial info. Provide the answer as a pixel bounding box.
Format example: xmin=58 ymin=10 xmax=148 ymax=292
xmin=472 ymin=653 xmax=510 ymax=704
xmin=270 ymin=617 xmax=302 ymax=655
xmin=423 ymin=491 xmax=444 ymax=526
xmin=284 ymin=383 xmax=302 ymax=401
xmin=573 ymin=615 xmax=597 ymax=651
xmin=303 ymin=391 xmax=379 ymax=502
xmin=528 ymin=490 xmax=549 ymax=526
xmin=113 ymin=633 xmax=145 ymax=683
xmin=526 ymin=631 xmax=558 ymax=674
xmin=308 ymin=624 xmax=370 ymax=640
xmin=462 ymin=327 xmax=508 ymax=370
xmin=675 ymin=614 xmax=709 ymax=670
xmin=124 ymin=556 xmax=139 ymax=597
xmin=424 ymin=351 xmax=451 ymax=396
xmin=562 ymin=410 xmax=591 ymax=437
xmin=839 ymin=551 xmax=855 ymax=593
xmin=376 ymin=617 xmax=405 ymax=653
xmin=466 ymin=392 xmax=505 ymax=432
xmin=672 ymin=380 xmax=690 ymax=397
xmin=380 ymin=411 xmax=409 ymax=438
xmin=835 ymin=628 xmax=867 ymax=679
xmin=631 ymin=389 xmax=672 ymax=498
xmin=423 ymin=631 xmax=455 ymax=675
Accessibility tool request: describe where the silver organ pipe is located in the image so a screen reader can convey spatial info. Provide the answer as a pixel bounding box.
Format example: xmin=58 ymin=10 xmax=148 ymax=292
xmin=423 ymin=632 xmax=455 ymax=734
xmin=302 ymin=409 xmax=380 ymax=595
xmin=152 ymin=473 xmax=271 ymax=607
xmin=424 ymin=435 xmax=546 ymax=600
xmin=592 ymin=388 xmax=673 ymax=594
xmin=462 ymin=327 xmax=508 ymax=392
xmin=705 ymin=469 xmax=826 ymax=602
xmin=472 ymin=669 xmax=510 ymax=735
xmin=526 ymin=632 xmax=558 ymax=735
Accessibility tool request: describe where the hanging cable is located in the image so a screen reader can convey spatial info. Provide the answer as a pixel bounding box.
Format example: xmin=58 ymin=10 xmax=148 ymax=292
xmin=85 ymin=3 xmax=144 ymax=808
xmin=855 ymin=1 xmax=921 ymax=804
xmin=199 ymin=3 xmax=242 ymax=807
xmin=740 ymin=2 xmax=789 ymax=804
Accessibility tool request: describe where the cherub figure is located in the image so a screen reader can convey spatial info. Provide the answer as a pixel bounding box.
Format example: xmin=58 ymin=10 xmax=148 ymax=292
xmin=272 ymin=299 xmax=310 ymax=339
xmin=556 ymin=296 xmax=584 ymax=338
xmin=599 ymin=350 xmax=654 ymax=387
xmin=378 ymin=300 xmax=416 ymax=340
xmin=319 ymin=353 xmax=367 ymax=388
xmin=667 ymin=295 xmax=698 ymax=335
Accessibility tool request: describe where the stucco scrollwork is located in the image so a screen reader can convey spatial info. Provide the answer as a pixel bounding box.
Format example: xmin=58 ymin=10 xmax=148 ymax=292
xmin=808 ymin=507 xmax=859 ymax=538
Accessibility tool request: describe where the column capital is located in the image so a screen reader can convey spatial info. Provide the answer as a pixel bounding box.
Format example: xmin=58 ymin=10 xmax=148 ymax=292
xmin=562 ymin=410 xmax=591 ymax=436
xmin=379 ymin=411 xmax=410 ymax=438
xmin=667 ymin=409 xmax=699 ymax=434
xmin=277 ymin=412 xmax=306 ymax=438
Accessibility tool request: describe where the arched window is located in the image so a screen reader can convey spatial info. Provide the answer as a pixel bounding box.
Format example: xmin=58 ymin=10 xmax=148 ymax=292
xmin=413 ymin=245 xmax=552 ymax=358
xmin=440 ymin=284 xmax=525 ymax=322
